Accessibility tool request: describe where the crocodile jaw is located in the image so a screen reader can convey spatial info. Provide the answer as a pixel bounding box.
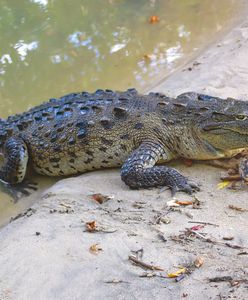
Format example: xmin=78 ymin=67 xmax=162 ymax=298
xmin=223 ymin=147 xmax=248 ymax=158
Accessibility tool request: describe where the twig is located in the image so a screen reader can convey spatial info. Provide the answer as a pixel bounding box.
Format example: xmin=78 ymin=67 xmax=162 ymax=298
xmin=104 ymin=280 xmax=130 ymax=284
xmin=209 ymin=277 xmax=248 ymax=286
xmin=188 ymin=229 xmax=211 ymax=241
xmin=220 ymin=174 xmax=241 ymax=181
xmin=131 ymin=248 xmax=144 ymax=259
xmin=128 ymin=255 xmax=164 ymax=271
xmin=228 ymin=205 xmax=248 ymax=212
xmin=188 ymin=221 xmax=219 ymax=227
xmin=209 ymin=276 xmax=233 ymax=282
xmin=225 ymin=242 xmax=243 ymax=249
xmin=237 ymin=251 xmax=248 ymax=255
xmin=187 ymin=229 xmax=245 ymax=250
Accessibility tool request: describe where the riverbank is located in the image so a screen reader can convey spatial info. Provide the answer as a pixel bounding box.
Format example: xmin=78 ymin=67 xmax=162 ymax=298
xmin=1 ymin=14 xmax=248 ymax=300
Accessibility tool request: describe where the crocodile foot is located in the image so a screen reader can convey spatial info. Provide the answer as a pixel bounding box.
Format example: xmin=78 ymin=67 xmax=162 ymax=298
xmin=219 ymin=156 xmax=248 ymax=190
xmin=1 ymin=179 xmax=38 ymax=202
xmin=170 ymin=179 xmax=200 ymax=196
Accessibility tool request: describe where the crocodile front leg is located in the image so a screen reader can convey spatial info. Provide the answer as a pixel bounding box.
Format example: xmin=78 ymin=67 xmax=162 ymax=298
xmin=121 ymin=142 xmax=199 ymax=195
xmin=0 ymin=137 xmax=28 ymax=184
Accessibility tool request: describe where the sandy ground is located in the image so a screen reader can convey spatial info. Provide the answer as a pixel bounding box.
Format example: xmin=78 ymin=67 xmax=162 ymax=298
xmin=1 ymin=15 xmax=248 ymax=300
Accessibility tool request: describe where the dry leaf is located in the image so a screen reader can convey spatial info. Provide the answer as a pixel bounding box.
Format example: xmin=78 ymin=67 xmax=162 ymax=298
xmin=167 ymin=199 xmax=180 ymax=207
xmin=190 ymin=225 xmax=205 ymax=231
xmin=167 ymin=267 xmax=186 ymax=278
xmin=194 ymin=257 xmax=204 ymax=268
xmin=217 ymin=180 xmax=231 ymax=189
xmin=91 ymin=193 xmax=113 ymax=204
xmin=86 ymin=221 xmax=97 ymax=232
xmin=149 ymin=15 xmax=160 ymax=24
xmin=176 ymin=201 xmax=193 ymax=206
xmin=89 ymin=243 xmax=103 ymax=254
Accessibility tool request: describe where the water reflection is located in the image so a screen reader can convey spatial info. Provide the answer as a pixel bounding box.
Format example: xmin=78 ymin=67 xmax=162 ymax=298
xmin=31 ymin=0 xmax=48 ymax=7
xmin=0 ymin=0 xmax=240 ymax=118
xmin=14 ymin=40 xmax=39 ymax=61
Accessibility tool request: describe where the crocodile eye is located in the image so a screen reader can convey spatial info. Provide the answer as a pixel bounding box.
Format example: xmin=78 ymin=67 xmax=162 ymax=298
xmin=235 ymin=115 xmax=247 ymax=120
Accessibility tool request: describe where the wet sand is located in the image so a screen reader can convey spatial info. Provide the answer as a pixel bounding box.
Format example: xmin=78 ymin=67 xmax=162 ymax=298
xmin=1 ymin=13 xmax=248 ymax=300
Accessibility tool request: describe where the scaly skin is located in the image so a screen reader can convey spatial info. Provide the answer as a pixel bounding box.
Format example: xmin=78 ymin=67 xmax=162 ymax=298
xmin=1 ymin=89 xmax=248 ymax=195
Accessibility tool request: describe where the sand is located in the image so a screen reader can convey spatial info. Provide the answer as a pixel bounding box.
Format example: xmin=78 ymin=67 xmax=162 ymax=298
xmin=1 ymin=13 xmax=248 ymax=300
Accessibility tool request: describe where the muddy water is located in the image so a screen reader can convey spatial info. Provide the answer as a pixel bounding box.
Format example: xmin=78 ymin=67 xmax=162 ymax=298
xmin=0 ymin=0 xmax=244 ymax=226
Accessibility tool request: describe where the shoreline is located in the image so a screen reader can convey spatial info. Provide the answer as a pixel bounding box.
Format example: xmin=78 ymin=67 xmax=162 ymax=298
xmin=152 ymin=13 xmax=248 ymax=100
xmin=1 ymin=11 xmax=248 ymax=300
xmin=145 ymin=0 xmax=248 ymax=94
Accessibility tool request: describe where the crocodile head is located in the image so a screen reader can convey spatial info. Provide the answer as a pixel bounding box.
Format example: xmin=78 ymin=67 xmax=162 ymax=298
xmin=198 ymin=98 xmax=248 ymax=157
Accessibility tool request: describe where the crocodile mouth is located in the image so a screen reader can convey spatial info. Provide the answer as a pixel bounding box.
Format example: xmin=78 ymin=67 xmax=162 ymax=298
xmin=202 ymin=124 xmax=248 ymax=136
xmin=202 ymin=123 xmax=225 ymax=132
xmin=224 ymin=147 xmax=248 ymax=158
xmin=202 ymin=127 xmax=239 ymax=136
xmin=204 ymin=128 xmax=229 ymax=135
xmin=209 ymin=128 xmax=248 ymax=138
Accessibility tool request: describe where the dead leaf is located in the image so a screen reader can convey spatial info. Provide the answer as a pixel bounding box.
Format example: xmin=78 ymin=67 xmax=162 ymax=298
xmin=194 ymin=257 xmax=204 ymax=268
xmin=167 ymin=267 xmax=186 ymax=278
xmin=217 ymin=180 xmax=231 ymax=189
xmin=89 ymin=243 xmax=103 ymax=254
xmin=190 ymin=225 xmax=205 ymax=231
xmin=167 ymin=199 xmax=180 ymax=207
xmin=176 ymin=201 xmax=193 ymax=206
xmin=86 ymin=221 xmax=97 ymax=232
xmin=91 ymin=193 xmax=113 ymax=204
xmin=149 ymin=15 xmax=160 ymax=24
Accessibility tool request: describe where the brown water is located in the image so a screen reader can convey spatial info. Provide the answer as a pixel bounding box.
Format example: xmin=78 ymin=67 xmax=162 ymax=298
xmin=0 ymin=0 xmax=244 ymax=226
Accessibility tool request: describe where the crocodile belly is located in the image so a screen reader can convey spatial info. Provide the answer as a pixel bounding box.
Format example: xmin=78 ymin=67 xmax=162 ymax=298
xmin=31 ymin=144 xmax=131 ymax=177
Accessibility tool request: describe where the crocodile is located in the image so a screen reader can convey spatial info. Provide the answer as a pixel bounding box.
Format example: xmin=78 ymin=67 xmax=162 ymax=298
xmin=1 ymin=88 xmax=248 ymax=195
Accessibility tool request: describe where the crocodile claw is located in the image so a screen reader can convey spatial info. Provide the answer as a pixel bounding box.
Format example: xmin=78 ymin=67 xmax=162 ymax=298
xmin=1 ymin=180 xmax=38 ymax=202
xmin=170 ymin=180 xmax=200 ymax=196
